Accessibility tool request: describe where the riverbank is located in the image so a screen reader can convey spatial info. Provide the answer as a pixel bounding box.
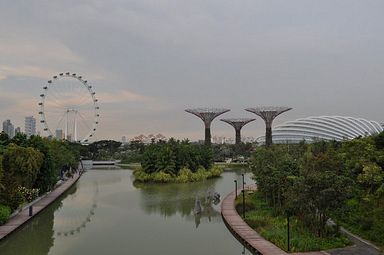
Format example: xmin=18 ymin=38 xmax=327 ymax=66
xmin=221 ymin=185 xmax=382 ymax=255
xmin=0 ymin=172 xmax=81 ymax=241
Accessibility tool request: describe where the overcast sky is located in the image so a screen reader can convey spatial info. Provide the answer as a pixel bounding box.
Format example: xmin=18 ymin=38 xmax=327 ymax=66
xmin=0 ymin=0 xmax=383 ymax=142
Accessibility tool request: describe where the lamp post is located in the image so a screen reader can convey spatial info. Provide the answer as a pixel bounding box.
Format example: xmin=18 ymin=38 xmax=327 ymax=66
xmin=234 ymin=180 xmax=238 ymax=199
xmin=286 ymin=209 xmax=291 ymax=252
xmin=242 ymin=173 xmax=245 ymax=218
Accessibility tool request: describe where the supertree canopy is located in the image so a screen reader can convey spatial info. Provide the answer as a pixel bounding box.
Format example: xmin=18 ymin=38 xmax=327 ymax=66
xmin=220 ymin=118 xmax=255 ymax=144
xmin=245 ymin=106 xmax=292 ymax=147
xmin=185 ymin=108 xmax=230 ymax=145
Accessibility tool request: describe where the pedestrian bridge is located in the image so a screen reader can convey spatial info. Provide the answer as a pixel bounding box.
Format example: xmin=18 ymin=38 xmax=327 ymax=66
xmin=81 ymin=160 xmax=120 ymax=169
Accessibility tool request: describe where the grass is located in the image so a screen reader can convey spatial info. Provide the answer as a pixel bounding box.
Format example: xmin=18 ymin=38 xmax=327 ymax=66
xmin=235 ymin=193 xmax=351 ymax=253
xmin=332 ymin=198 xmax=384 ymax=250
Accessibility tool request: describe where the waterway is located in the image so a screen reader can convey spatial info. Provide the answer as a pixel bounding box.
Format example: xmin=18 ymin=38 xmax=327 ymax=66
xmin=0 ymin=168 xmax=254 ymax=255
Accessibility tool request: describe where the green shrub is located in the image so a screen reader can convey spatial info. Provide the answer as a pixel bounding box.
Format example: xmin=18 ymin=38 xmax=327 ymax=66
xmin=176 ymin=168 xmax=193 ymax=183
xmin=208 ymin=165 xmax=223 ymax=178
xmin=242 ymin=193 xmax=351 ymax=252
xmin=152 ymin=171 xmax=173 ymax=183
xmin=133 ymin=166 xmax=222 ymax=183
xmin=190 ymin=167 xmax=208 ymax=182
xmin=0 ymin=204 xmax=11 ymax=225
xmin=16 ymin=186 xmax=39 ymax=202
xmin=133 ymin=168 xmax=151 ymax=182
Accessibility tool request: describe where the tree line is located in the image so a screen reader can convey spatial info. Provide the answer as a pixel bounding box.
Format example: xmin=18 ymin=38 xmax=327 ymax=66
xmin=251 ymin=133 xmax=384 ymax=244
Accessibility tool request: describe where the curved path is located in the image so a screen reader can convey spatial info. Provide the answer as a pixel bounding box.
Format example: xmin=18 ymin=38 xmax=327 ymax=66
xmin=0 ymin=172 xmax=81 ymax=241
xmin=221 ymin=184 xmax=382 ymax=255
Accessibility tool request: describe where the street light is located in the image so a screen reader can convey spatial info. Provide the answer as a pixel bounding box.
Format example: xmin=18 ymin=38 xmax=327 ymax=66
xmin=242 ymin=173 xmax=245 ymax=218
xmin=234 ymin=180 xmax=238 ymax=199
xmin=286 ymin=209 xmax=292 ymax=252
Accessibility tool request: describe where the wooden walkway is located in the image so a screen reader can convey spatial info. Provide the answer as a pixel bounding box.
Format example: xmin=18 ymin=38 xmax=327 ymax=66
xmin=221 ymin=184 xmax=327 ymax=255
xmin=0 ymin=173 xmax=81 ymax=241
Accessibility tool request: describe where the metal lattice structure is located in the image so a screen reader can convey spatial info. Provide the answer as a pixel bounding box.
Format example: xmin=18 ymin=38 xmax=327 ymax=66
xmin=185 ymin=108 xmax=230 ymax=145
xmin=220 ymin=118 xmax=256 ymax=144
xmin=39 ymin=72 xmax=100 ymax=144
xmin=245 ymin=106 xmax=292 ymax=147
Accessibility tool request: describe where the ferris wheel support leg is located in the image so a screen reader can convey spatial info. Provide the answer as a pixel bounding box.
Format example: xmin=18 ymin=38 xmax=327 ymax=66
xmin=65 ymin=110 xmax=68 ymax=140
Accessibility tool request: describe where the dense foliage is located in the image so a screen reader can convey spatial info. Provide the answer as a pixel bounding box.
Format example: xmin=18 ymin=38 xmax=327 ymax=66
xmin=212 ymin=143 xmax=255 ymax=162
xmin=134 ymin=139 xmax=222 ymax=183
xmin=237 ymin=193 xmax=350 ymax=252
xmin=0 ymin=204 xmax=11 ymax=225
xmin=250 ymin=135 xmax=384 ymax=247
xmin=0 ymin=132 xmax=81 ymax=216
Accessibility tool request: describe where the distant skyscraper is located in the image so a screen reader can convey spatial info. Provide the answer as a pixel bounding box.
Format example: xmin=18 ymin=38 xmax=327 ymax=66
xmin=2 ymin=119 xmax=15 ymax=138
xmin=25 ymin=116 xmax=36 ymax=137
xmin=122 ymin=136 xmax=127 ymax=143
xmin=15 ymin=127 xmax=21 ymax=135
xmin=56 ymin=129 xmax=63 ymax=140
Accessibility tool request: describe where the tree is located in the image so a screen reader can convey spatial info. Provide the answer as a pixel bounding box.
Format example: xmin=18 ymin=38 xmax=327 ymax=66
xmin=10 ymin=133 xmax=28 ymax=147
xmin=357 ymin=163 xmax=384 ymax=195
xmin=2 ymin=144 xmax=43 ymax=188
xmin=28 ymin=136 xmax=57 ymax=194
xmin=1 ymin=144 xmax=43 ymax=209
xmin=374 ymin=131 xmax=384 ymax=150
xmin=88 ymin=140 xmax=122 ymax=160
xmin=0 ymin=155 xmax=3 ymax=191
xmin=288 ymin=147 xmax=353 ymax=236
xmin=0 ymin=131 xmax=10 ymax=151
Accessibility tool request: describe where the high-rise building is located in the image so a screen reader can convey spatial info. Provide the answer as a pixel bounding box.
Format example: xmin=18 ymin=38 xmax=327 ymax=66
xmin=122 ymin=136 xmax=127 ymax=144
xmin=15 ymin=127 xmax=21 ymax=135
xmin=56 ymin=129 xmax=63 ymax=140
xmin=2 ymin=119 xmax=15 ymax=138
xmin=25 ymin=116 xmax=36 ymax=137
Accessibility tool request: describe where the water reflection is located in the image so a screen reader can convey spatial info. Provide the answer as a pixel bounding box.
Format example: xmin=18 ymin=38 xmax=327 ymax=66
xmin=134 ymin=178 xmax=223 ymax=228
xmin=0 ymin=186 xmax=77 ymax=255
xmin=0 ymin=170 xmax=256 ymax=255
xmin=55 ymin=183 xmax=98 ymax=237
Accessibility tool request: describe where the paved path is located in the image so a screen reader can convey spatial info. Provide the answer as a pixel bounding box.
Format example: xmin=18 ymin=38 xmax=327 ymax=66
xmin=221 ymin=184 xmax=382 ymax=255
xmin=0 ymin=173 xmax=81 ymax=241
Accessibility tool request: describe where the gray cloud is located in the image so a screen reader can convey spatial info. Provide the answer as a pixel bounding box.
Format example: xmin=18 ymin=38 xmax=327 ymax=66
xmin=1 ymin=0 xmax=383 ymax=141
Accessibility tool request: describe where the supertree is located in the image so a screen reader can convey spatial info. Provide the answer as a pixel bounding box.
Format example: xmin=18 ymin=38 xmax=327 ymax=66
xmin=185 ymin=108 xmax=230 ymax=145
xmin=245 ymin=106 xmax=292 ymax=147
xmin=220 ymin=118 xmax=256 ymax=144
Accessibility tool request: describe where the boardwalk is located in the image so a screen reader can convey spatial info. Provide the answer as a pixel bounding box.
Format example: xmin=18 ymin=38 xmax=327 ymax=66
xmin=0 ymin=172 xmax=81 ymax=241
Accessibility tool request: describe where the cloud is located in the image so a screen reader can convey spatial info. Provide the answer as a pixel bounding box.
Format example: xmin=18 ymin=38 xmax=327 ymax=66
xmin=0 ymin=37 xmax=86 ymax=80
xmin=0 ymin=65 xmax=58 ymax=80
xmin=98 ymin=90 xmax=150 ymax=103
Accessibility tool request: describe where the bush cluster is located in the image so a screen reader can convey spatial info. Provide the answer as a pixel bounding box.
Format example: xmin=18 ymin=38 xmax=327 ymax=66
xmin=133 ymin=165 xmax=223 ymax=183
xmin=0 ymin=204 xmax=11 ymax=225
xmin=16 ymin=186 xmax=39 ymax=203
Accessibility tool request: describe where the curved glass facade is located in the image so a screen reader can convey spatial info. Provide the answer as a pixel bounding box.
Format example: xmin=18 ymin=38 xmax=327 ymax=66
xmin=256 ymin=116 xmax=383 ymax=144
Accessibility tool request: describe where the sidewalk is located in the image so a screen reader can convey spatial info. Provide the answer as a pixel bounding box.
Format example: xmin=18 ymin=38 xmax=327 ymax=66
xmin=0 ymin=172 xmax=81 ymax=240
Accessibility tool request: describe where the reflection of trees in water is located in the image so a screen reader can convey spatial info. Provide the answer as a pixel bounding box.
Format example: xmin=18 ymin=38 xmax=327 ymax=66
xmin=0 ymin=185 xmax=77 ymax=255
xmin=134 ymin=179 xmax=222 ymax=228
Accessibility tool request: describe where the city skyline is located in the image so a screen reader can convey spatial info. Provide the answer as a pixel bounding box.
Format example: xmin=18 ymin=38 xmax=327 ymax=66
xmin=1 ymin=1 xmax=384 ymax=141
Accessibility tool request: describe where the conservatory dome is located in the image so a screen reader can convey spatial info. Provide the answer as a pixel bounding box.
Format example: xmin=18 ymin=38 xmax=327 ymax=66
xmin=256 ymin=116 xmax=383 ymax=144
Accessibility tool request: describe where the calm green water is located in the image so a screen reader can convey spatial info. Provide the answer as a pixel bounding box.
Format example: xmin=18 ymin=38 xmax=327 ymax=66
xmin=0 ymin=169 xmax=254 ymax=255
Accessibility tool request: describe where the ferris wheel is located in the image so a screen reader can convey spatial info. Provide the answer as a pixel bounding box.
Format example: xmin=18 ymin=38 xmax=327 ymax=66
xmin=38 ymin=72 xmax=100 ymax=144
